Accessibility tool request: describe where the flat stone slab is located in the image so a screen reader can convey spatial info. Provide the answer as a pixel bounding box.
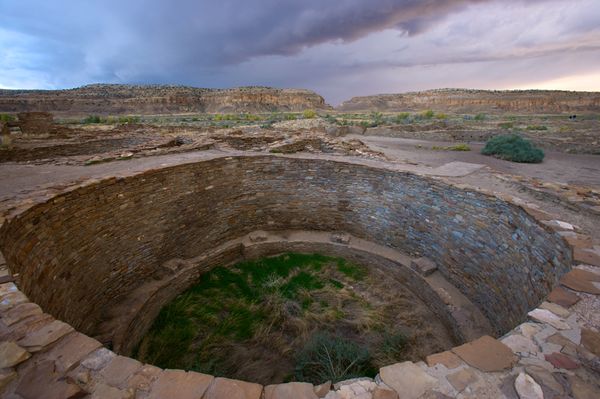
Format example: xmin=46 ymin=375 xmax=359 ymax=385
xmin=204 ymin=377 xmax=263 ymax=399
xmin=451 ymin=335 xmax=516 ymax=372
xmin=539 ymin=301 xmax=570 ymax=318
xmin=544 ymin=352 xmax=579 ymax=370
xmin=379 ymin=361 xmax=437 ymax=399
xmin=16 ymin=360 xmax=84 ymax=399
xmin=425 ymin=351 xmax=462 ymax=369
xmin=44 ymin=332 xmax=103 ymax=373
xmin=429 ymin=161 xmax=485 ymax=177
xmin=148 ymin=370 xmax=213 ymax=399
xmin=100 ymin=355 xmax=142 ymax=387
xmin=560 ymin=269 xmax=600 ymax=295
xmin=547 ymin=287 xmax=580 ymax=307
xmin=264 ymin=382 xmax=317 ymax=399
xmin=574 ymin=247 xmax=600 ymax=267
xmin=446 ymin=368 xmax=478 ymax=392
xmin=1 ymin=302 xmax=42 ymax=326
xmin=501 ymin=334 xmax=539 ymax=355
xmin=17 ymin=319 xmax=73 ymax=351
xmin=411 ymin=257 xmax=437 ymax=276
xmin=581 ymin=328 xmax=600 ymax=356
xmin=0 ymin=341 xmax=30 ymax=368
xmin=514 ymin=372 xmax=543 ymax=399
xmin=527 ymin=309 xmax=570 ymax=330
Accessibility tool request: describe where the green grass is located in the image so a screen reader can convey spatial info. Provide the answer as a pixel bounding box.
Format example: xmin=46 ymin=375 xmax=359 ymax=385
xmin=431 ymin=144 xmax=471 ymax=151
xmin=135 ymin=253 xmax=419 ymax=384
xmin=526 ymin=125 xmax=548 ymax=131
xmin=481 ymin=134 xmax=544 ymax=163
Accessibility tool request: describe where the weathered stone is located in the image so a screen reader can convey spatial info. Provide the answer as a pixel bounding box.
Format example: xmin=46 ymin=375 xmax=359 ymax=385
xmin=0 ymin=341 xmax=30 ymax=368
xmin=15 ymin=360 xmax=85 ymax=399
xmin=560 ymin=269 xmax=600 ymax=294
xmin=574 ymin=247 xmax=600 ymax=267
xmin=525 ymin=366 xmax=564 ymax=395
xmin=203 ymin=377 xmax=263 ymax=399
xmin=451 ymin=335 xmax=516 ymax=372
xmin=581 ymin=328 xmax=600 ymax=356
xmin=425 ymin=351 xmax=462 ymax=369
xmin=125 ymin=364 xmax=162 ymax=392
xmin=372 ymin=386 xmax=399 ymax=399
xmin=411 ymin=257 xmax=437 ymax=276
xmin=527 ymin=309 xmax=570 ymax=330
xmin=568 ymin=375 xmax=599 ymax=399
xmin=547 ymin=286 xmax=580 ymax=307
xmin=0 ymin=369 xmax=17 ymax=392
xmin=519 ymin=323 xmax=543 ymax=339
xmin=0 ymin=302 xmax=42 ymax=326
xmin=314 ymin=380 xmax=331 ymax=398
xmin=264 ymin=382 xmax=318 ymax=399
xmin=544 ymin=352 xmax=580 ymax=369
xmin=100 ymin=355 xmax=142 ymax=387
xmin=17 ymin=319 xmax=73 ymax=351
xmin=379 ymin=361 xmax=437 ymax=399
xmin=446 ymin=368 xmax=478 ymax=392
xmin=514 ymin=372 xmax=543 ymax=399
xmin=539 ymin=301 xmax=570 ymax=318
xmin=148 ymin=370 xmax=213 ymax=399
xmin=501 ymin=334 xmax=539 ymax=355
xmin=43 ymin=332 xmax=102 ymax=373
xmin=81 ymin=347 xmax=116 ymax=370
xmin=0 ymin=291 xmax=28 ymax=312
xmin=90 ymin=383 xmax=133 ymax=399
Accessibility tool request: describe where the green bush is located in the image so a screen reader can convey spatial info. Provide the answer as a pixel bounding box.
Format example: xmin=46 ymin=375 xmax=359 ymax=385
xmin=474 ymin=113 xmax=486 ymax=121
xmin=285 ymin=113 xmax=297 ymax=120
xmin=481 ymin=134 xmax=544 ymax=163
xmin=395 ymin=112 xmax=410 ymax=123
xmin=0 ymin=114 xmax=15 ymax=122
xmin=83 ymin=115 xmax=102 ymax=124
xmin=422 ymin=110 xmax=435 ymax=119
xmin=498 ymin=122 xmax=513 ymax=129
xmin=118 ymin=115 xmax=140 ymax=124
xmin=303 ymin=109 xmax=317 ymax=119
xmin=295 ymin=332 xmax=373 ymax=384
xmin=526 ymin=125 xmax=548 ymax=131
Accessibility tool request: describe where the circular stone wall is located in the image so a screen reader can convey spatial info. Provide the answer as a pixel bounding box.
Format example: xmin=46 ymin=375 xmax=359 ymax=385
xmin=0 ymin=155 xmax=572 ymax=355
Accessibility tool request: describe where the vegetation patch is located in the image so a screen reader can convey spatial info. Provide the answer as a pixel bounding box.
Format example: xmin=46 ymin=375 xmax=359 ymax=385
xmin=431 ymin=144 xmax=471 ymax=151
xmin=481 ymin=134 xmax=545 ymax=163
xmin=135 ymin=253 xmax=453 ymax=384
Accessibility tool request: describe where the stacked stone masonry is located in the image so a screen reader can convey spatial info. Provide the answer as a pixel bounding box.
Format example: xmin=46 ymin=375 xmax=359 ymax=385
xmin=1 ymin=154 xmax=599 ymax=398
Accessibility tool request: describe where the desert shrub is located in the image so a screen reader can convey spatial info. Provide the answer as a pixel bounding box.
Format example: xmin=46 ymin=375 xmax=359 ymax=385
xmin=0 ymin=114 xmax=15 ymax=122
xmin=481 ymin=134 xmax=544 ymax=163
xmin=83 ymin=115 xmax=102 ymax=124
xmin=118 ymin=115 xmax=140 ymax=124
xmin=498 ymin=122 xmax=513 ymax=129
xmin=285 ymin=113 xmax=297 ymax=120
xmin=422 ymin=109 xmax=435 ymax=119
xmin=295 ymin=332 xmax=373 ymax=384
xmin=435 ymin=113 xmax=448 ymax=119
xmin=526 ymin=125 xmax=548 ymax=131
xmin=303 ymin=109 xmax=317 ymax=119
xmin=474 ymin=113 xmax=486 ymax=121
xmin=395 ymin=112 xmax=410 ymax=123
xmin=448 ymin=144 xmax=471 ymax=151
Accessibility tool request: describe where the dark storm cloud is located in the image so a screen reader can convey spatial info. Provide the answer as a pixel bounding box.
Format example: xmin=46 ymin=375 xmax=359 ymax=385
xmin=1 ymin=0 xmax=599 ymax=100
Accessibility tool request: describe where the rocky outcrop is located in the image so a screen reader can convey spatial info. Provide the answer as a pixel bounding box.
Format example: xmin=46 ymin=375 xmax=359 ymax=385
xmin=337 ymin=89 xmax=600 ymax=113
xmin=17 ymin=112 xmax=54 ymax=134
xmin=0 ymin=84 xmax=331 ymax=116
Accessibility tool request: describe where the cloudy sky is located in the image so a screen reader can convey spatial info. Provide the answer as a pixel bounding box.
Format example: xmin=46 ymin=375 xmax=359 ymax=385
xmin=1 ymin=0 xmax=599 ymax=104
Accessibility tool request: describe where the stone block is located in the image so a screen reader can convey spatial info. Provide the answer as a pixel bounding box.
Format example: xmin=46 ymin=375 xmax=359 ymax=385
xmin=410 ymin=257 xmax=437 ymax=276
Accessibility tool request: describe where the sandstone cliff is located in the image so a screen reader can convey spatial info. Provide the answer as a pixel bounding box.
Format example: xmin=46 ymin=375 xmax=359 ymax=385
xmin=0 ymin=84 xmax=331 ymax=115
xmin=337 ymin=89 xmax=600 ymax=114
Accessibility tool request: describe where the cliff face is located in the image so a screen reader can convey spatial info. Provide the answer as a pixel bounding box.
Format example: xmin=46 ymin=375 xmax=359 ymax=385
xmin=0 ymin=84 xmax=331 ymax=115
xmin=337 ymin=89 xmax=600 ymax=113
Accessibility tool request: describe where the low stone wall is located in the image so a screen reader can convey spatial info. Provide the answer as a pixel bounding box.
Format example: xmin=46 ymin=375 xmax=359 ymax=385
xmin=0 ymin=155 xmax=571 ymax=345
xmin=16 ymin=111 xmax=54 ymax=134
xmin=3 ymin=154 xmax=600 ymax=399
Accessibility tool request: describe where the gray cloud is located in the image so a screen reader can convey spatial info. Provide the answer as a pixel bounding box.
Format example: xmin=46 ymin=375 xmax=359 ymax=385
xmin=0 ymin=0 xmax=599 ymax=102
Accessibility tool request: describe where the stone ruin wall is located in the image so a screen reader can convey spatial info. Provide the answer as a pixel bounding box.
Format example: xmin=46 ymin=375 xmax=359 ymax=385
xmin=0 ymin=155 xmax=572 ymax=354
